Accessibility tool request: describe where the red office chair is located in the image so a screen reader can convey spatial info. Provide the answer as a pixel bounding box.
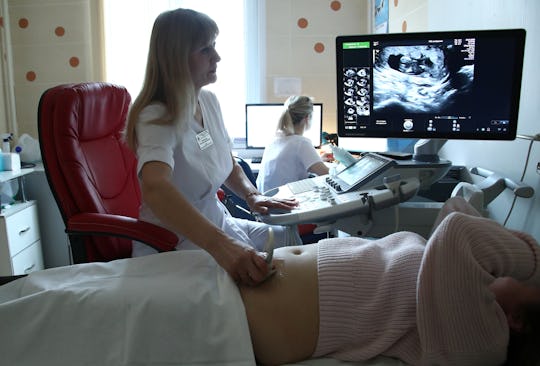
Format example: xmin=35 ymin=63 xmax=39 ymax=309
xmin=38 ymin=82 xmax=178 ymax=263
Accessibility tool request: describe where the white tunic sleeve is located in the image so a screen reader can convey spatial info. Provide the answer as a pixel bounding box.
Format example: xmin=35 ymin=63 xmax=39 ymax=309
xmin=135 ymin=103 xmax=177 ymax=174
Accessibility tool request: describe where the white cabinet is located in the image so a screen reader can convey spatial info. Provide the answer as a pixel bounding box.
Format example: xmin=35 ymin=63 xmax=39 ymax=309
xmin=0 ymin=200 xmax=44 ymax=275
xmin=0 ymin=168 xmax=44 ymax=275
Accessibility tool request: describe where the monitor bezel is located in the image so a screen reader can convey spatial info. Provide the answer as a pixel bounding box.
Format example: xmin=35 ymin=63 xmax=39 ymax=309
xmin=245 ymin=102 xmax=324 ymax=149
xmin=335 ymin=28 xmax=526 ymax=141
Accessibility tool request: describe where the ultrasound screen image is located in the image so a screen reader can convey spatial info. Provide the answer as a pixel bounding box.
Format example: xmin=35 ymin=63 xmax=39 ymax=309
xmin=336 ymin=29 xmax=525 ymax=140
xmin=373 ymin=43 xmax=474 ymax=114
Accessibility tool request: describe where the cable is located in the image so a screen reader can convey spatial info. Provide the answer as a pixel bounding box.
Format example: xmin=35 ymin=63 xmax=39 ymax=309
xmin=503 ymin=137 xmax=535 ymax=226
xmin=393 ymin=204 xmax=400 ymax=232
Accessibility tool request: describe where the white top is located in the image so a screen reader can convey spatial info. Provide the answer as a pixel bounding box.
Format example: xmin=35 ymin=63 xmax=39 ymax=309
xmin=134 ymin=90 xmax=256 ymax=252
xmin=256 ymin=134 xmax=323 ymax=193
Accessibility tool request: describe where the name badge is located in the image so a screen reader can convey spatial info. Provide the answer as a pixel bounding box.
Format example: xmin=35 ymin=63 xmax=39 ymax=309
xmin=196 ymin=129 xmax=214 ymax=150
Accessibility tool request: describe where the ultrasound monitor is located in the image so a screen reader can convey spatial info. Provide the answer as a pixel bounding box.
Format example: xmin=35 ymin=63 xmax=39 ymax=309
xmin=335 ymin=29 xmax=526 ymax=149
xmin=245 ymin=103 xmax=323 ymax=150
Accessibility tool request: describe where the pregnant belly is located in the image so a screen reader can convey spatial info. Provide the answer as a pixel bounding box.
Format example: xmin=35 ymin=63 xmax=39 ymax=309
xmin=239 ymin=243 xmax=319 ymax=365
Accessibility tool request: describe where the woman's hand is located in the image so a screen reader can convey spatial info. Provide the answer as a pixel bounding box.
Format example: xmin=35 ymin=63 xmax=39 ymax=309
xmin=210 ymin=238 xmax=272 ymax=286
xmin=320 ymin=151 xmax=334 ymax=162
xmin=245 ymin=194 xmax=298 ymax=215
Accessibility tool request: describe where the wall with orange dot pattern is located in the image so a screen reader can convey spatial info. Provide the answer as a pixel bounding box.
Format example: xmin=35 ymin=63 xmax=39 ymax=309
xmin=265 ymin=0 xmax=369 ymax=133
xmin=1 ymin=0 xmax=367 ymax=139
xmin=0 ymin=0 xmax=103 ymax=139
xmin=388 ymin=0 xmax=428 ymax=33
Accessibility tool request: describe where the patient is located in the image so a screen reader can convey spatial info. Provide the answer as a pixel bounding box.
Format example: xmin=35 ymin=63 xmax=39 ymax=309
xmin=240 ymin=196 xmax=540 ymax=366
xmin=1 ymin=198 xmax=539 ymax=366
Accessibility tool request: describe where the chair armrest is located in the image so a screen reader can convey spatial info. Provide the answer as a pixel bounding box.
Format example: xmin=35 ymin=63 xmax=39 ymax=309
xmin=66 ymin=213 xmax=178 ymax=252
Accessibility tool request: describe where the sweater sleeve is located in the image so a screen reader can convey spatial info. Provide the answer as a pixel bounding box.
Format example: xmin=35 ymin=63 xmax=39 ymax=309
xmin=416 ymin=207 xmax=540 ymax=365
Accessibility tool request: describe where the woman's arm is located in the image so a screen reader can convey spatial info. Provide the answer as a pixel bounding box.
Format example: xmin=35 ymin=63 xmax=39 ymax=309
xmin=429 ymin=195 xmax=482 ymax=235
xmin=140 ymin=160 xmax=269 ymax=285
xmin=222 ymin=154 xmax=298 ymax=214
xmin=308 ymin=161 xmax=330 ymax=176
xmin=417 ymin=198 xmax=540 ymax=363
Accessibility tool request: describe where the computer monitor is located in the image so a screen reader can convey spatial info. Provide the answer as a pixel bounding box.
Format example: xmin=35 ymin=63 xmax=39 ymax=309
xmin=335 ymin=29 xmax=526 ymax=153
xmin=245 ymin=103 xmax=323 ymax=150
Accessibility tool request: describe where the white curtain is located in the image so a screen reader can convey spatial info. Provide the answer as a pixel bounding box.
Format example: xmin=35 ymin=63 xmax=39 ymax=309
xmin=0 ymin=0 xmax=18 ymax=136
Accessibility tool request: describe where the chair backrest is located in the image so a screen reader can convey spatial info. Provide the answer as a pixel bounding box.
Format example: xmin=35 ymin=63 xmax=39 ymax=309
xmin=38 ymin=82 xmax=137 ymax=262
xmin=236 ymin=157 xmax=257 ymax=186
xmin=220 ymin=157 xmax=258 ymax=221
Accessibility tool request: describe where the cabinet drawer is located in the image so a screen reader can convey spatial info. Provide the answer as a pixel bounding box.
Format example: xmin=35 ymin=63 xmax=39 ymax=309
xmin=5 ymin=204 xmax=40 ymax=256
xmin=11 ymin=240 xmax=44 ymax=275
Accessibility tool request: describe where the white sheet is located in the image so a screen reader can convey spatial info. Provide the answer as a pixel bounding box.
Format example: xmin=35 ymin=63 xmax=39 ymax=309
xmin=286 ymin=356 xmax=406 ymax=365
xmin=0 ymin=250 xmax=255 ymax=366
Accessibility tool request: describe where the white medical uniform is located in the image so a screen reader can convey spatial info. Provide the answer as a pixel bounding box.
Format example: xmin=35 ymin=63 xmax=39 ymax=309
xmin=256 ymin=134 xmax=323 ymax=193
xmin=133 ymin=90 xmax=287 ymax=255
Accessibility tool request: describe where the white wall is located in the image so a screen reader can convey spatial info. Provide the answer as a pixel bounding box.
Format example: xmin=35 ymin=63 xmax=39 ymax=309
xmin=429 ymin=0 xmax=540 ymax=240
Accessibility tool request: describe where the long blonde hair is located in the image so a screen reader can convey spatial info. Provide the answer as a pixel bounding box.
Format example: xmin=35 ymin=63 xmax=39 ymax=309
xmin=124 ymin=8 xmax=219 ymax=150
xmin=276 ymin=95 xmax=314 ymax=136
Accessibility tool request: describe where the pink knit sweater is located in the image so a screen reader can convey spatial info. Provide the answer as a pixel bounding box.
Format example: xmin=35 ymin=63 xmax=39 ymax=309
xmin=313 ymin=200 xmax=539 ymax=365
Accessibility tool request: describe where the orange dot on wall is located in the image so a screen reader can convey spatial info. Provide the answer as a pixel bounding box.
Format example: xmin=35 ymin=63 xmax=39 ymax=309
xmin=314 ymin=42 xmax=325 ymax=53
xmin=19 ymin=18 xmax=29 ymax=29
xmin=297 ymin=18 xmax=308 ymax=29
xmin=69 ymin=56 xmax=80 ymax=67
xmin=55 ymin=26 xmax=65 ymax=37
xmin=402 ymin=20 xmax=408 ymax=32
xmin=26 ymin=71 xmax=36 ymax=82
xmin=330 ymin=1 xmax=341 ymax=11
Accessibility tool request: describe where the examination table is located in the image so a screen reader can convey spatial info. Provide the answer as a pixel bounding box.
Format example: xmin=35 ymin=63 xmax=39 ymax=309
xmin=0 ymin=249 xmax=404 ymax=366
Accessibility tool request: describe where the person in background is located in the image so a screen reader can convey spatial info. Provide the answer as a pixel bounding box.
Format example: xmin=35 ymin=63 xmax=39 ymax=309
xmin=124 ymin=8 xmax=297 ymax=286
xmin=256 ymin=96 xmax=330 ymax=193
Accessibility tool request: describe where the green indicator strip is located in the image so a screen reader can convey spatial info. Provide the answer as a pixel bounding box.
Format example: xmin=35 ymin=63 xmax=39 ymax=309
xmin=343 ymin=41 xmax=370 ymax=49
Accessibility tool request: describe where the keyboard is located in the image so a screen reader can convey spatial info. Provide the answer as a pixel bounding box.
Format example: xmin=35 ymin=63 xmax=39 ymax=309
xmin=287 ymin=178 xmax=317 ymax=194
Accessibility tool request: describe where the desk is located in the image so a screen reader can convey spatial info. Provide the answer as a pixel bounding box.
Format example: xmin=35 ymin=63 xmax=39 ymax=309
xmin=0 ymin=168 xmax=44 ymax=275
xmin=245 ymin=159 xmax=339 ymax=177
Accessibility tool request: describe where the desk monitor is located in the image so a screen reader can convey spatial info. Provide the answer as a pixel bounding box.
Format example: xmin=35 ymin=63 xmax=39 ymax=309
xmin=245 ymin=103 xmax=323 ymax=149
xmin=335 ymin=29 xmax=526 ymax=147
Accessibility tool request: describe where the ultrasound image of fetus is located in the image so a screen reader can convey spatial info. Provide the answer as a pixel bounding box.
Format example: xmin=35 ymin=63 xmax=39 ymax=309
xmin=373 ymin=45 xmax=473 ymax=114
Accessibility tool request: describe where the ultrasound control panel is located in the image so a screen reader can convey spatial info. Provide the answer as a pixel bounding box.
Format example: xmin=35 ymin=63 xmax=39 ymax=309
xmin=259 ymin=174 xmax=420 ymax=226
xmin=324 ymin=152 xmax=396 ymax=193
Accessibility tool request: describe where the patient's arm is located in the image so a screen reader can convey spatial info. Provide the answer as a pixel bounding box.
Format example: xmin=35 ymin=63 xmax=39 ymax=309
xmin=430 ymin=196 xmax=482 ymax=234
xmin=239 ymin=244 xmax=319 ymax=366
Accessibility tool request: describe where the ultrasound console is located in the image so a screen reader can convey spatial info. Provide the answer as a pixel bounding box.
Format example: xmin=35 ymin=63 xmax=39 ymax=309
xmin=257 ymin=153 xmax=426 ymax=235
xmin=256 ymin=29 xmax=526 ymax=240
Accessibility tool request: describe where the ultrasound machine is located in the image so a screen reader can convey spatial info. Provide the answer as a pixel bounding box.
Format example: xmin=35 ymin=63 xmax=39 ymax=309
xmin=256 ymin=29 xmax=528 ymax=242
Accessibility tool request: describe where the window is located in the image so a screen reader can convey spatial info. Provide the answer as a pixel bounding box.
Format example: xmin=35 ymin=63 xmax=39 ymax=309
xmin=103 ymin=0 xmax=260 ymax=140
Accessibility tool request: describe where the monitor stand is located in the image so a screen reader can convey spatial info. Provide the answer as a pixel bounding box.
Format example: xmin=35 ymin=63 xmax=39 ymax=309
xmin=386 ymin=138 xmax=451 ymax=189
xmin=412 ymin=139 xmax=448 ymax=162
